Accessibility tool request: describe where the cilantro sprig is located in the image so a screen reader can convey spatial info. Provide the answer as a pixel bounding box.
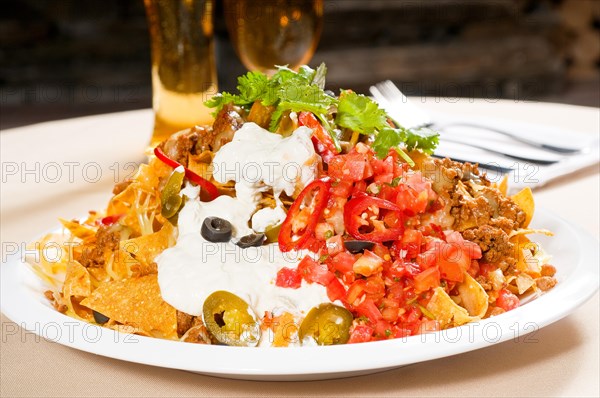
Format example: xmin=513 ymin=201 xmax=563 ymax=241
xmin=204 ymin=64 xmax=439 ymax=163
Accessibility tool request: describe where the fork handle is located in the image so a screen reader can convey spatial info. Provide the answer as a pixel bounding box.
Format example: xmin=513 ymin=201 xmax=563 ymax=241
xmin=434 ymin=122 xmax=582 ymax=154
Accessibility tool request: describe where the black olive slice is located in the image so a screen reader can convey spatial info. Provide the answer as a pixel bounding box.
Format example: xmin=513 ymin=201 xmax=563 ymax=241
xmin=344 ymin=240 xmax=375 ymax=254
xmin=93 ymin=310 xmax=110 ymax=324
xmin=236 ymin=233 xmax=265 ymax=248
xmin=201 ymin=217 xmax=233 ymax=242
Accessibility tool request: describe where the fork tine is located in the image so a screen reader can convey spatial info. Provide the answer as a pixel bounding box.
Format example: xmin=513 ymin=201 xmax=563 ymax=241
xmin=376 ymin=80 xmax=406 ymax=105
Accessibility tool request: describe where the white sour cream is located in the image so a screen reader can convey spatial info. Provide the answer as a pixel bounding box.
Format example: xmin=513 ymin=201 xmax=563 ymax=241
xmin=157 ymin=199 xmax=331 ymax=319
xmin=212 ymin=122 xmax=318 ymax=205
xmin=156 ymin=124 xmax=331 ymax=346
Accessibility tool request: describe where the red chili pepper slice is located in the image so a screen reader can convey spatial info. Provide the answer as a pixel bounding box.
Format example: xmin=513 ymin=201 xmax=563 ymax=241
xmin=278 ymin=179 xmax=331 ymax=252
xmin=344 ymin=195 xmax=404 ymax=242
xmin=153 ymin=146 xmax=219 ymax=201
xmin=99 ymin=214 xmax=124 ymax=226
xmin=298 ymin=112 xmax=339 ymax=163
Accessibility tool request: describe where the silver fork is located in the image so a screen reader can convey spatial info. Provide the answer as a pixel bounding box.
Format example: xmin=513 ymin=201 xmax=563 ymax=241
xmin=370 ymin=80 xmax=583 ymax=157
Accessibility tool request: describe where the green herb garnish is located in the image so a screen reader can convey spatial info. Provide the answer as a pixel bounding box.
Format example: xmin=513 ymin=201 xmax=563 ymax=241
xmin=205 ymin=64 xmax=439 ymax=161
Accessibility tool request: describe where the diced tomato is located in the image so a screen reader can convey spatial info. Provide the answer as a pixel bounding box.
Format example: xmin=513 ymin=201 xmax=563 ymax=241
xmin=380 ymin=298 xmax=400 ymax=323
xmin=298 ymin=112 xmax=339 ymax=163
xmin=416 ymin=249 xmax=437 ymax=270
xmin=355 ymin=298 xmax=383 ymax=324
xmin=364 ymin=275 xmax=386 ymax=300
xmin=328 ymin=151 xmax=373 ymax=182
xmin=347 ymin=325 xmax=374 ymax=344
xmin=346 ymin=279 xmax=367 ymax=305
xmin=478 ymin=263 xmax=497 ymax=277
xmin=275 ymin=267 xmax=302 ymax=289
xmin=383 ymin=260 xmax=420 ymax=280
xmin=328 ymin=251 xmax=356 ymax=274
xmin=374 ymin=319 xmax=394 ymax=339
xmin=330 ymin=180 xmax=353 ymax=198
xmin=414 ymin=267 xmax=441 ymax=293
xmin=396 ymin=185 xmax=428 ymax=216
xmin=315 ymin=222 xmax=334 ymax=241
xmin=298 ymin=256 xmax=335 ymax=285
xmin=445 ymin=231 xmax=483 ymax=260
xmin=326 ymin=278 xmax=346 ymax=302
xmin=496 ymin=288 xmax=520 ymax=311
xmin=437 ymin=244 xmax=468 ymax=282
xmin=325 ymin=235 xmax=344 ymax=255
xmin=352 ymin=250 xmax=384 ymax=277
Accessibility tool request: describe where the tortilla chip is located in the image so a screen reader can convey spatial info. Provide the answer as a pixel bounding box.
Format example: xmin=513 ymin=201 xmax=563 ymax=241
xmin=515 ymin=273 xmax=535 ymax=294
xmin=509 ymin=228 xmax=553 ymax=239
xmin=80 ymin=274 xmax=178 ymax=339
xmin=497 ymin=175 xmax=508 ymax=196
xmin=456 ymin=273 xmax=489 ymax=318
xmin=511 ymin=187 xmax=534 ymax=228
xmin=119 ymin=221 xmax=175 ymax=266
xmin=271 ymin=312 xmax=298 ymax=348
xmin=62 ymin=261 xmax=93 ymax=321
xmin=426 ymin=287 xmax=477 ymax=329
xmin=511 ymin=234 xmax=542 ymax=276
xmin=63 ymin=261 xmax=91 ymax=298
xmin=59 ymin=218 xmax=96 ymax=240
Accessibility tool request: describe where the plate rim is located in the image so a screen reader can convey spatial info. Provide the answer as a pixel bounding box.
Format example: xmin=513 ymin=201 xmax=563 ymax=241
xmin=1 ymin=208 xmax=598 ymax=381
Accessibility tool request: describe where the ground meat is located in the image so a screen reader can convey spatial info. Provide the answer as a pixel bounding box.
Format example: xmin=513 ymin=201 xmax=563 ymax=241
xmin=536 ymin=276 xmax=558 ymax=291
xmin=182 ymin=324 xmax=212 ymax=344
xmin=541 ymin=264 xmax=557 ymax=277
xmin=488 ymin=307 xmax=506 ymax=317
xmin=160 ymin=128 xmax=200 ymax=167
xmin=112 ymin=179 xmax=132 ymax=195
xmin=158 ymin=104 xmax=244 ymax=166
xmin=44 ymin=290 xmax=67 ymax=313
xmin=211 ymin=103 xmax=244 ymax=151
xmin=462 ymin=225 xmax=515 ymax=266
xmin=176 ymin=314 xmax=211 ymax=344
xmin=79 ymin=225 xmax=120 ymax=268
xmin=176 ymin=311 xmax=195 ymax=337
xmin=423 ymin=157 xmax=527 ymax=269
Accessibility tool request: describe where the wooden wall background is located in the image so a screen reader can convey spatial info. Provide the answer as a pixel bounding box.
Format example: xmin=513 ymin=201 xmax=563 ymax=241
xmin=1 ymin=0 xmax=598 ymax=129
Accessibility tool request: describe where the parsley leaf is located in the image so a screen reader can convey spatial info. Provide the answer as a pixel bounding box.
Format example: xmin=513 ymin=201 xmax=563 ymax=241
xmin=372 ymin=127 xmax=402 ymax=159
xmin=335 ymin=91 xmax=389 ymax=135
xmin=403 ymin=127 xmax=439 ymax=154
xmin=236 ymin=71 xmax=268 ymax=103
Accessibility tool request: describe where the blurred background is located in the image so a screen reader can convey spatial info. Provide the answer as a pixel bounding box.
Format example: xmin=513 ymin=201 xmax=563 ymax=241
xmin=1 ymin=0 xmax=598 ymax=130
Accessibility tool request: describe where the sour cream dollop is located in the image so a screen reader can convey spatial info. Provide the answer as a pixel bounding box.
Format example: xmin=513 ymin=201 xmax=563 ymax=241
xmin=156 ymin=123 xmax=330 ymax=346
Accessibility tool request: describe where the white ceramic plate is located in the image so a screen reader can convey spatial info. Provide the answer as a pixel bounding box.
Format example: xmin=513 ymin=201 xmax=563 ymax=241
xmin=1 ymin=208 xmax=598 ymax=381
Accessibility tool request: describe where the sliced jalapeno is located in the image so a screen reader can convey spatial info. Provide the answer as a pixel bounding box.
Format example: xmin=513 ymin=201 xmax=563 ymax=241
xmin=202 ymin=291 xmax=260 ymax=347
xmin=161 ymin=167 xmax=185 ymax=219
xmin=299 ymin=303 xmax=353 ymax=345
xmin=264 ymin=224 xmax=282 ymax=244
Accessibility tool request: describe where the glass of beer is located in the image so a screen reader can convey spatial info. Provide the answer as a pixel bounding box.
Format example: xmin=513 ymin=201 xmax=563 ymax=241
xmin=223 ymin=0 xmax=323 ymax=74
xmin=144 ymin=0 xmax=219 ymax=146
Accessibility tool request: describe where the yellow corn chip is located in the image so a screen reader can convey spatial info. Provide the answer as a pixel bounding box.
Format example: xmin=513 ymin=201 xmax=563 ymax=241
xmin=120 ymin=221 xmax=175 ymax=266
xmin=497 ymin=175 xmax=508 ymax=196
xmin=509 ymin=228 xmax=553 ymax=239
xmin=426 ymin=287 xmax=477 ymax=329
xmin=511 ymin=187 xmax=534 ymax=228
xmin=62 ymin=261 xmax=93 ymax=321
xmin=457 ymin=273 xmax=489 ymax=318
xmin=80 ymin=274 xmax=178 ymax=339
xmin=271 ymin=312 xmax=298 ymax=348
xmin=59 ymin=218 xmax=96 ymax=240
xmin=511 ymin=234 xmax=542 ymax=276
xmin=63 ymin=261 xmax=91 ymax=298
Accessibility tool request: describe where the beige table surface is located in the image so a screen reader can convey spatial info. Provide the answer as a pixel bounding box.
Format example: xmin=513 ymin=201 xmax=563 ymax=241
xmin=1 ymin=99 xmax=598 ymax=397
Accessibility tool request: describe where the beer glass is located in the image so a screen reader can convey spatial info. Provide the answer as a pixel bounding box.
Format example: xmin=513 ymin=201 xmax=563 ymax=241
xmin=144 ymin=0 xmax=218 ymax=146
xmin=223 ymin=0 xmax=323 ymax=74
